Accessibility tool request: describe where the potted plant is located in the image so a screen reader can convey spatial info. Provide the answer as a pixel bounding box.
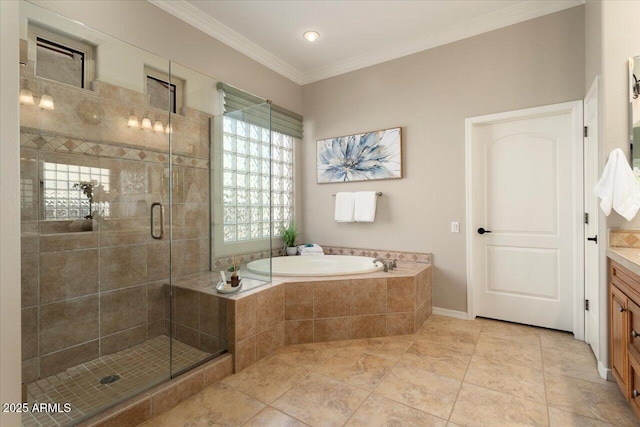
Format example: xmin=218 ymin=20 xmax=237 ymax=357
xmin=280 ymin=222 xmax=298 ymax=256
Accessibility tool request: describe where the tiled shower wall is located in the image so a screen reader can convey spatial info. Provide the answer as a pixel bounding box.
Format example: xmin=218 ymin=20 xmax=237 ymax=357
xmin=20 ymin=64 xmax=213 ymax=383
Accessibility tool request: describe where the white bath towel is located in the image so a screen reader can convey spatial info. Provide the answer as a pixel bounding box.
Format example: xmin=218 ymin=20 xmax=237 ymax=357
xmin=335 ymin=192 xmax=355 ymax=222
xmin=354 ymin=191 xmax=378 ymax=222
xmin=594 ymin=148 xmax=640 ymax=221
xmin=298 ymin=244 xmax=324 ymax=256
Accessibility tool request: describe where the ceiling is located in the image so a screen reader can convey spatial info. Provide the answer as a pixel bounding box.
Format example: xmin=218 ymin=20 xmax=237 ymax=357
xmin=149 ymin=0 xmax=584 ymax=85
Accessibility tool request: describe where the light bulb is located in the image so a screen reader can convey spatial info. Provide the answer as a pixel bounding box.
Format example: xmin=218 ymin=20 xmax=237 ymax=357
xmin=303 ymin=31 xmax=320 ymax=42
xmin=153 ymin=118 xmax=164 ymax=132
xmin=141 ymin=113 xmax=152 ymax=130
xmin=19 ymin=87 xmax=34 ymax=105
xmin=127 ymin=109 xmax=139 ymax=128
xmin=38 ymin=92 xmax=55 ymax=110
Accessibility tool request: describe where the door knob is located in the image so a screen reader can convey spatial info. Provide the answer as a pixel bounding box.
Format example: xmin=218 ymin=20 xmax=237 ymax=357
xmin=477 ymin=227 xmax=492 ymax=235
xmin=587 ymin=235 xmax=598 ymax=244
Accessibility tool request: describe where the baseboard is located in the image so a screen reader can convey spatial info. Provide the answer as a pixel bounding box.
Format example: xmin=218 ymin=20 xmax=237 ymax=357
xmin=432 ymin=307 xmax=470 ymax=320
xmin=598 ymin=360 xmax=612 ymax=381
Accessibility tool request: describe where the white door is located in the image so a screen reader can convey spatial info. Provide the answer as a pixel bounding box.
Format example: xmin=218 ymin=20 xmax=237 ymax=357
xmin=466 ymin=101 xmax=583 ymax=332
xmin=584 ymin=78 xmax=600 ymax=355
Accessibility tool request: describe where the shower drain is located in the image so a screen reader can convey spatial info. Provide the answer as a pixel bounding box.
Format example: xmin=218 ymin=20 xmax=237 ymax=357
xmin=99 ymin=375 xmax=120 ymax=385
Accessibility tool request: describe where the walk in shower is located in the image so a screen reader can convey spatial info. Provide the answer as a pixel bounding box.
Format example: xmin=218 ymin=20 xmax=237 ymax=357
xmin=18 ymin=3 xmax=275 ymax=425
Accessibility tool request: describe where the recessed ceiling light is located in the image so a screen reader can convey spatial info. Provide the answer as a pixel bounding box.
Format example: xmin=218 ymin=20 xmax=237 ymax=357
xmin=303 ymin=31 xmax=319 ymax=42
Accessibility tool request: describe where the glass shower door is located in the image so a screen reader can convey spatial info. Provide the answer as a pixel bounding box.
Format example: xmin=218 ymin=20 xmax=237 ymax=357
xmin=19 ymin=3 xmax=174 ymax=425
xmin=166 ymin=62 xmax=227 ymax=376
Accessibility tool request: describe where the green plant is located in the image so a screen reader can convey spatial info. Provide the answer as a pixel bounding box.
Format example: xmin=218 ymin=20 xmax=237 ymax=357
xmin=279 ymin=222 xmax=297 ymax=248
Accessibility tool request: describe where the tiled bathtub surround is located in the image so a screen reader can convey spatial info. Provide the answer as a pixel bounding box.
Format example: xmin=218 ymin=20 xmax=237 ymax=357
xmin=174 ymin=261 xmax=432 ymax=373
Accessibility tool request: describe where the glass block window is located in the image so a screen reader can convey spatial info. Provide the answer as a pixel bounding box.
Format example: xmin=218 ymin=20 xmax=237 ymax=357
xmin=42 ymin=162 xmax=110 ymax=220
xmin=222 ymin=117 xmax=294 ymax=243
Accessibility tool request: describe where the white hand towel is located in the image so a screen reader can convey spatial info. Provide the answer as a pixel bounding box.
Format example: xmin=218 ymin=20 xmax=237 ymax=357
xmin=354 ymin=191 xmax=378 ymax=222
xmin=594 ymin=148 xmax=640 ymax=221
xmin=335 ymin=192 xmax=355 ymax=222
xmin=297 ymin=244 xmax=324 ymax=253
xmin=298 ymin=244 xmax=325 ymax=255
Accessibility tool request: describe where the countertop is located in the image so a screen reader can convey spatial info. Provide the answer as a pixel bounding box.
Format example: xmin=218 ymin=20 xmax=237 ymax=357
xmin=607 ymin=247 xmax=640 ymax=277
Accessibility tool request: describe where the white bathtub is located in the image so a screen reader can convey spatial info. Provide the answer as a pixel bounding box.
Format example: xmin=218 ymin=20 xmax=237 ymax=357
xmin=246 ymin=255 xmax=385 ymax=277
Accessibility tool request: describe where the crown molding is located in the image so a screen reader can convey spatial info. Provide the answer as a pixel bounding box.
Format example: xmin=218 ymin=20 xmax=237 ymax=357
xmin=301 ymin=0 xmax=585 ymax=84
xmin=147 ymin=0 xmax=304 ymax=84
xmin=149 ymin=0 xmax=584 ymax=86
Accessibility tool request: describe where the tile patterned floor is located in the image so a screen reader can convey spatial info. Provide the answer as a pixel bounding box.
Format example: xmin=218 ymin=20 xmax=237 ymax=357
xmin=22 ymin=336 xmax=210 ymax=427
xmin=139 ymin=316 xmax=640 ymax=427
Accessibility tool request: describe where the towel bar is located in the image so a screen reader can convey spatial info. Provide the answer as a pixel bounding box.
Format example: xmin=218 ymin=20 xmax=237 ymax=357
xmin=332 ymin=192 xmax=382 ymax=197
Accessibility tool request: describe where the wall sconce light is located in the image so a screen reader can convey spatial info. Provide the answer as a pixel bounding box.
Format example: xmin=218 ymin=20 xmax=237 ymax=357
xmin=19 ymin=81 xmax=34 ymax=105
xmin=38 ymin=89 xmax=55 ymax=110
xmin=165 ymin=123 xmax=173 ymax=134
xmin=141 ymin=112 xmax=152 ymax=130
xmin=127 ymin=109 xmax=139 ymax=128
xmin=153 ymin=117 xmax=164 ymax=132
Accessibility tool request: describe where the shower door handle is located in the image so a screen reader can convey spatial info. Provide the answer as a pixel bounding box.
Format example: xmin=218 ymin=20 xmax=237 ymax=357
xmin=150 ymin=202 xmax=165 ymax=240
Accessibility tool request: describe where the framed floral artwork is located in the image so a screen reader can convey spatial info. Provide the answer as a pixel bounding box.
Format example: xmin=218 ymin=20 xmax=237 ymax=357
xmin=316 ymin=127 xmax=402 ymax=183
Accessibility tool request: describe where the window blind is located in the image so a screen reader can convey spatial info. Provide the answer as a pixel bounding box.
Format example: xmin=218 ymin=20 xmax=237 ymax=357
xmin=217 ymin=82 xmax=303 ymax=139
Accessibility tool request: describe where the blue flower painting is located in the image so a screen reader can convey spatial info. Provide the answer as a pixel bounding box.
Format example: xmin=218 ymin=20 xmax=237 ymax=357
xmin=317 ymin=127 xmax=402 ymax=183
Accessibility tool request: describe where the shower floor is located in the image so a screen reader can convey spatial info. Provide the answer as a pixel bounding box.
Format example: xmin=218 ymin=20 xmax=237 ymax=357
xmin=22 ymin=336 xmax=211 ymax=427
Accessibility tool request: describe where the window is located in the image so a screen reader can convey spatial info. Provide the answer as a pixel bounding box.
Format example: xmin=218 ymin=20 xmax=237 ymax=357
xmin=42 ymin=162 xmax=110 ymax=220
xmin=31 ymin=25 xmax=95 ymax=89
xmin=222 ymin=117 xmax=294 ymax=243
xmin=144 ymin=67 xmax=184 ymax=114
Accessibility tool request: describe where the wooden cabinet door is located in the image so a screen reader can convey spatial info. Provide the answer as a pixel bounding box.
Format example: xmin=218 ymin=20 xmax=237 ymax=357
xmin=612 ymin=284 xmax=629 ymax=395
xmin=629 ymin=358 xmax=640 ymax=418
xmin=630 ymin=300 xmax=640 ymax=355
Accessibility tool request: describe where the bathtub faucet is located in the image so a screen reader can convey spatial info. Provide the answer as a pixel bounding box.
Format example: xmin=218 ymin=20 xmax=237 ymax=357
xmin=372 ymin=258 xmax=389 ymax=272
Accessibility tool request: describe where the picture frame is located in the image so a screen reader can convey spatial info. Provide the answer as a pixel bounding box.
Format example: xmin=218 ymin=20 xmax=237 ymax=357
xmin=316 ymin=126 xmax=402 ymax=183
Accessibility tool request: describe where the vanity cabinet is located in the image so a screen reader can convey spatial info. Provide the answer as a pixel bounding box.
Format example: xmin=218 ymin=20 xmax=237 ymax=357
xmin=610 ymin=260 xmax=640 ymax=416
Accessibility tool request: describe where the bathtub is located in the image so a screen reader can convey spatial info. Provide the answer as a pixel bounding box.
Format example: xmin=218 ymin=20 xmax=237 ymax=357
xmin=246 ymin=255 xmax=385 ymax=277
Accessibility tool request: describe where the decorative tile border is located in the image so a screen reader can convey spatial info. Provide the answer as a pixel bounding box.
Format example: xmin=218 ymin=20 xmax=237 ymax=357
xmin=212 ymin=248 xmax=283 ymax=270
xmin=20 ymin=128 xmax=209 ymax=169
xmin=321 ymin=245 xmax=431 ymax=264
xmin=610 ymin=229 xmax=640 ymax=248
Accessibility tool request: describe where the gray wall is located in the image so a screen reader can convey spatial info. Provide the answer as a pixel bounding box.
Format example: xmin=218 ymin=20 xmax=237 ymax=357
xmin=301 ymin=6 xmax=586 ymax=312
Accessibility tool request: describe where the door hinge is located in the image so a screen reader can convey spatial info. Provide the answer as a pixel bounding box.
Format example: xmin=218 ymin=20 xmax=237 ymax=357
xmin=584 ymin=126 xmax=588 ymax=137
xmin=584 ymin=213 xmax=589 ymax=224
xmin=585 ymin=299 xmax=589 ymax=311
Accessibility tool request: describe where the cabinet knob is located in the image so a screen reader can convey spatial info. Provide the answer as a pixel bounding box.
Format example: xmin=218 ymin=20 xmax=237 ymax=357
xmin=620 ymin=306 xmax=627 ymax=312
xmin=634 ymin=389 xmax=639 ymax=398
xmin=633 ymin=331 xmax=639 ymax=338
